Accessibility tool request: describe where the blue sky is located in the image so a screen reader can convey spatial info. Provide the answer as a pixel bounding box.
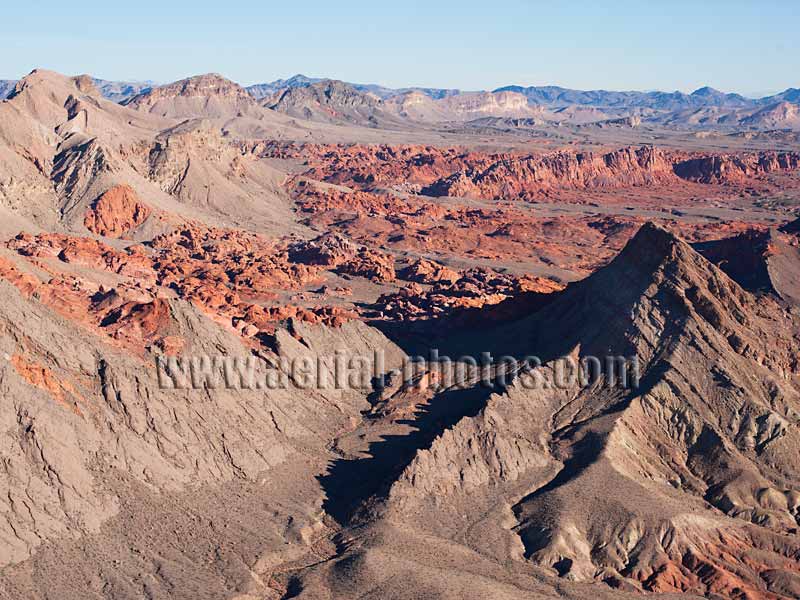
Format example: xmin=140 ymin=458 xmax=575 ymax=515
xmin=2 ymin=0 xmax=797 ymax=95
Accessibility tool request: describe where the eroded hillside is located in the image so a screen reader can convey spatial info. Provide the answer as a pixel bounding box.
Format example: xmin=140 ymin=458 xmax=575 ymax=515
xmin=1 ymin=68 xmax=800 ymax=600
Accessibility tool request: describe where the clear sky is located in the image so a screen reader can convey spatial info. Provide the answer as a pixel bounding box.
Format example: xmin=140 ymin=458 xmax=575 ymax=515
xmin=2 ymin=0 xmax=797 ymax=96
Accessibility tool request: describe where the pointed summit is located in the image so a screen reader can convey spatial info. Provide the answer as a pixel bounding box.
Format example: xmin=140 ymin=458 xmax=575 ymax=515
xmin=691 ymin=85 xmax=722 ymax=97
xmin=615 ymin=221 xmax=682 ymax=266
xmin=480 ymin=221 xmax=755 ymax=362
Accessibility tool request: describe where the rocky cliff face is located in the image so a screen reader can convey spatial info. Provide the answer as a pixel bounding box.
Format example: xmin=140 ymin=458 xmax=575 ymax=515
xmin=261 ymin=142 xmax=800 ymax=203
xmin=674 ymin=151 xmax=800 ymax=184
xmin=437 ymin=90 xmax=538 ymax=117
xmin=426 ymin=147 xmax=800 ymax=200
xmin=423 ymin=146 xmax=676 ymax=199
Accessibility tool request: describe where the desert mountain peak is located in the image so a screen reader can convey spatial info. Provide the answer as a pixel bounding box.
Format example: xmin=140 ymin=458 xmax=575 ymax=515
xmin=127 ymin=72 xmax=250 ymax=101
xmin=614 ymin=221 xmax=686 ymax=268
xmin=122 ymin=72 xmax=258 ymax=119
xmin=6 ymin=68 xmax=101 ymax=102
xmin=588 ymin=221 xmax=751 ymax=309
xmin=263 ymin=78 xmax=411 ymax=127
xmin=691 ymin=86 xmax=722 ymax=96
xmin=475 ymin=221 xmax=754 ymax=365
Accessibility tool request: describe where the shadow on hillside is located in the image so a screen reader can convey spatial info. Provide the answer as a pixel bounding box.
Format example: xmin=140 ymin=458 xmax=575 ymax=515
xmin=317 ymin=377 xmax=501 ymax=525
xmin=364 ymin=288 xmax=559 ymax=358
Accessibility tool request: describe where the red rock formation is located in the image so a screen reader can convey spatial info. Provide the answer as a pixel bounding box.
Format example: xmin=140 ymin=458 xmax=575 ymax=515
xmin=238 ymin=303 xmax=355 ymax=332
xmin=374 ymin=268 xmax=561 ymax=321
xmin=289 ymin=232 xmax=396 ymax=282
xmin=11 ymin=354 xmax=81 ymax=414
xmin=154 ymin=335 xmax=185 ymax=356
xmin=3 ymin=224 xmax=375 ymax=353
xmin=251 ymin=141 xmax=490 ymax=191
xmin=291 ymin=179 xmax=770 ymax=278
xmin=398 ymin=259 xmax=460 ymax=285
xmin=9 ymin=232 xmax=158 ymax=282
xmin=84 ymin=184 xmax=151 ymax=238
xmin=0 ymin=250 xmax=167 ymax=354
xmin=4 ymin=228 xmax=353 ymax=348
xmin=338 ymin=247 xmax=396 ymax=282
xmin=101 ymin=298 xmax=171 ymax=340
xmin=293 ymin=184 xmax=447 ymax=220
xmin=0 ymin=256 xmax=40 ymax=297
xmin=151 ymin=225 xmax=322 ymax=299
xmin=287 ymin=232 xmax=357 ymax=266
xmin=265 ymin=143 xmax=684 ymax=200
xmin=673 ymin=151 xmax=800 ymax=184
xmin=423 ymin=146 xmax=676 ymax=199
xmin=271 ymin=142 xmax=800 ymax=205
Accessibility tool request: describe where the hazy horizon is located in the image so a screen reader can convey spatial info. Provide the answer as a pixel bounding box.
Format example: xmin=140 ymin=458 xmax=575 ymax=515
xmin=0 ymin=68 xmax=794 ymax=99
xmin=2 ymin=0 xmax=798 ymax=96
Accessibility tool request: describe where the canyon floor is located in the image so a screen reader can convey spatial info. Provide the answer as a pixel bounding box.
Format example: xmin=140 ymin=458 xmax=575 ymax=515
xmin=1 ymin=70 xmax=800 ymax=600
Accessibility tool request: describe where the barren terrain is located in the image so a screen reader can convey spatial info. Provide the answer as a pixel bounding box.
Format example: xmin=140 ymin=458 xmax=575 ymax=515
xmin=1 ymin=69 xmax=800 ymax=600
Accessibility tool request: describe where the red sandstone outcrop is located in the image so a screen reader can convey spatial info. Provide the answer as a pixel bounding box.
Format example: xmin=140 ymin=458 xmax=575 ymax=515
xmin=0 ymin=248 xmax=169 ymax=353
xmin=290 ymin=178 xmax=771 ymax=278
xmin=398 ymin=259 xmax=460 ymax=285
xmin=3 ymin=226 xmax=358 ymax=348
xmin=10 ymin=354 xmax=81 ymax=414
xmin=287 ymin=232 xmax=357 ymax=266
xmin=270 ymin=142 xmax=800 ymax=205
xmin=673 ymin=151 xmax=800 ymax=184
xmin=100 ymin=298 xmax=172 ymax=345
xmin=151 ymin=225 xmax=322 ymax=299
xmin=9 ymin=232 xmax=157 ymax=282
xmin=237 ymin=303 xmax=355 ymax=332
xmin=289 ymin=232 xmax=396 ymax=282
xmin=338 ymin=247 xmax=396 ymax=282
xmin=375 ymin=268 xmax=561 ymax=321
xmin=292 ymin=184 xmax=447 ymax=220
xmin=252 ymin=142 xmax=489 ymax=191
xmin=423 ymin=146 xmax=676 ymax=199
xmin=0 ymin=256 xmax=40 ymax=297
xmin=84 ymin=184 xmax=151 ymax=237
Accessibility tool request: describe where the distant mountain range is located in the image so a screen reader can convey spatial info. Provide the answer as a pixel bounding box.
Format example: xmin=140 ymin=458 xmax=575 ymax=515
xmin=91 ymin=78 xmax=155 ymax=102
xmin=241 ymin=74 xmax=799 ymax=111
xmin=492 ymin=85 xmax=753 ymax=110
xmin=3 ymin=71 xmax=799 ymax=131
xmin=0 ymin=80 xmax=16 ymax=99
xmin=2 ymin=71 xmax=797 ymax=110
xmin=245 ymin=77 xmax=800 ymax=131
xmin=244 ymin=74 xmax=463 ymax=102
